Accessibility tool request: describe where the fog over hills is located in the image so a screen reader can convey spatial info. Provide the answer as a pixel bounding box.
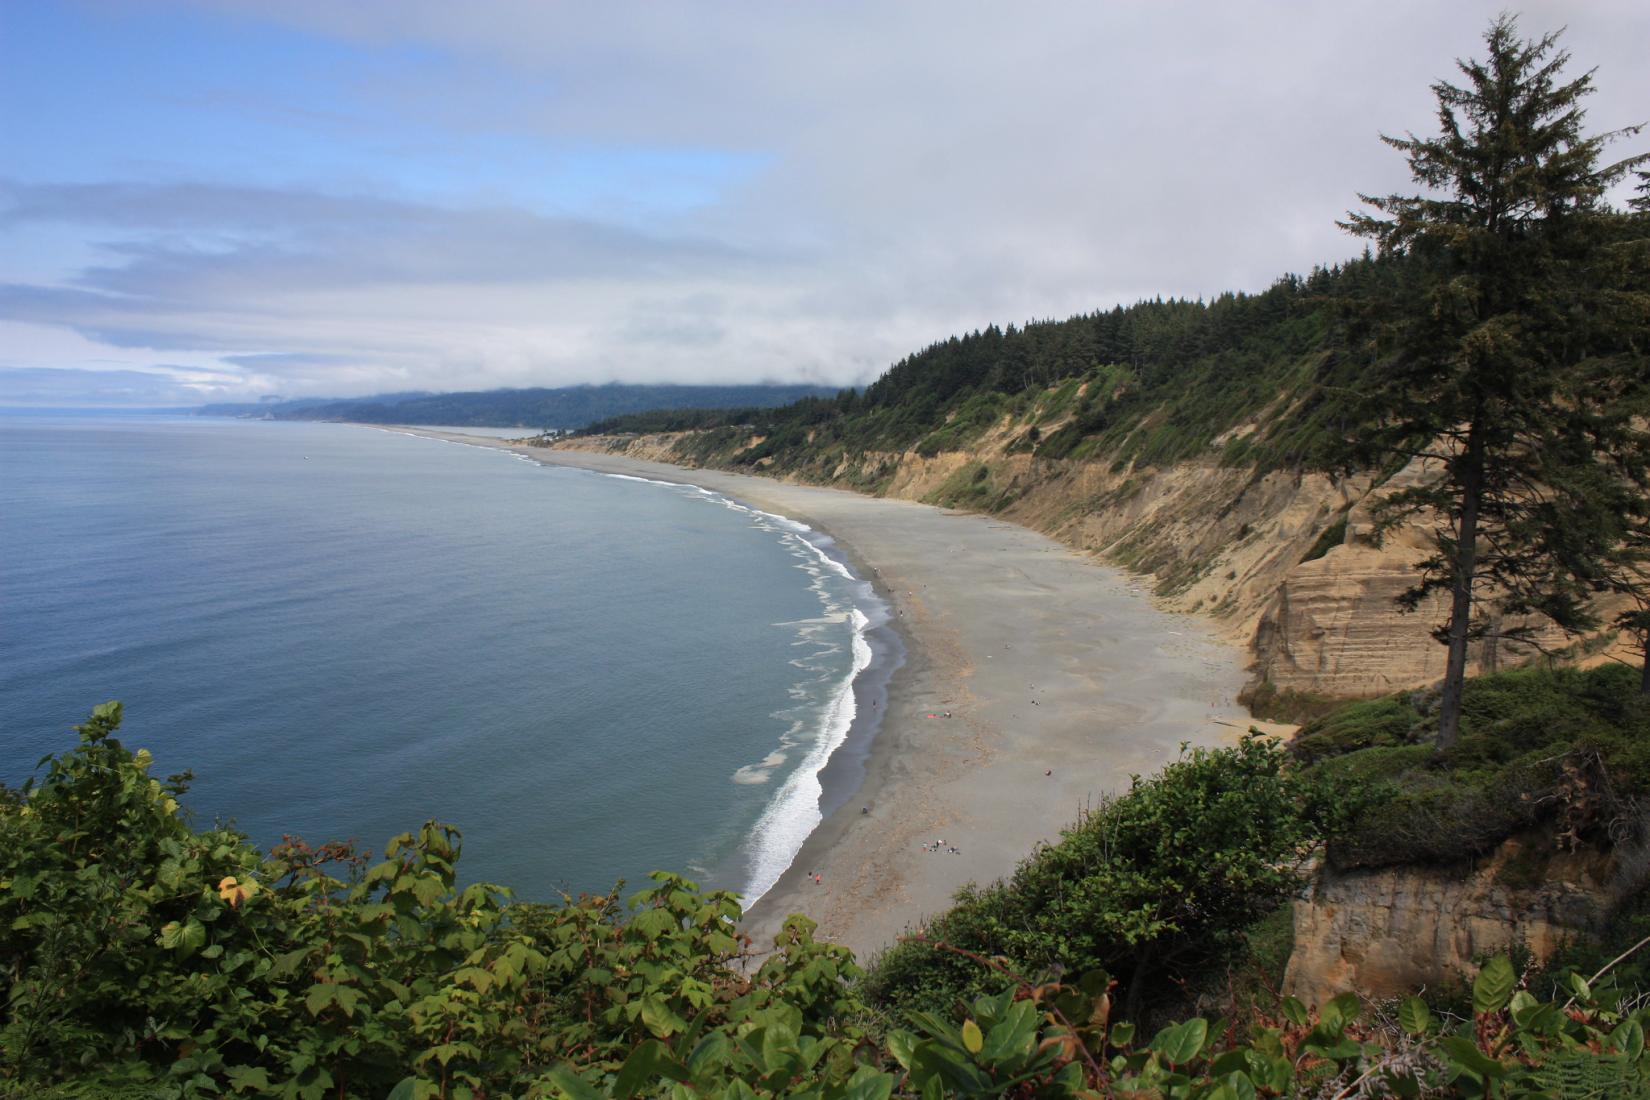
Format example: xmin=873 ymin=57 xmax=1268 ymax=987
xmin=196 ymin=382 xmax=843 ymax=429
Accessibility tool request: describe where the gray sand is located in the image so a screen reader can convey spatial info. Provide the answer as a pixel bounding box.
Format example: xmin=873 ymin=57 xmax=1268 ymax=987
xmin=392 ymin=430 xmax=1253 ymax=963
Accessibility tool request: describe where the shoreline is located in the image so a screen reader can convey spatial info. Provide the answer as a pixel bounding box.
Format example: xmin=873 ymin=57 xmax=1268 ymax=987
xmin=373 ymin=426 xmax=900 ymax=906
xmin=382 ymin=427 xmax=1258 ymax=961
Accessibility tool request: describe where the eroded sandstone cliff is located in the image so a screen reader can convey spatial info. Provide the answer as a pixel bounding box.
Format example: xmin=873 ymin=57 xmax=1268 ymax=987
xmin=550 ymin=423 xmax=1603 ymax=702
xmin=1283 ymin=829 xmax=1650 ymax=1006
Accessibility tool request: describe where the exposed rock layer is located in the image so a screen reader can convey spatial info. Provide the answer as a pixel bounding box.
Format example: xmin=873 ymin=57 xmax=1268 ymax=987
xmin=1283 ymin=832 xmax=1647 ymax=1005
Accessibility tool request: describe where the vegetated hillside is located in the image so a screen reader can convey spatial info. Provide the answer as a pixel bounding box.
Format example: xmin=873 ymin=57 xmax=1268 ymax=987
xmin=198 ymin=383 xmax=843 ymax=429
xmin=580 ymin=256 xmax=1404 ymax=476
xmin=195 ymin=392 xmax=431 ymax=418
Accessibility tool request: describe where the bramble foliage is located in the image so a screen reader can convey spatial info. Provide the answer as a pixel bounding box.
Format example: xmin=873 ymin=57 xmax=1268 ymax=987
xmin=0 ymin=704 xmax=862 ymax=1099
xmin=7 ymin=705 xmax=1650 ymax=1098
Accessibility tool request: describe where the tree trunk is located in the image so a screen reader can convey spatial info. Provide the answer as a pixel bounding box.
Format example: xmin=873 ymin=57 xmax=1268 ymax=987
xmin=1438 ymin=427 xmax=1485 ymax=750
xmin=1640 ymin=635 xmax=1650 ymax=695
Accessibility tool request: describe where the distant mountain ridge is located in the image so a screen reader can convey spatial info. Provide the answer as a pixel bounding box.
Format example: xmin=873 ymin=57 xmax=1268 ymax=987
xmin=195 ymin=382 xmax=844 ymax=429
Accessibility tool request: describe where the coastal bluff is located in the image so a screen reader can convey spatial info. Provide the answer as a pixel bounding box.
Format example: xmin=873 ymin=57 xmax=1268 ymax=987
xmin=550 ymin=430 xmax=1599 ymax=704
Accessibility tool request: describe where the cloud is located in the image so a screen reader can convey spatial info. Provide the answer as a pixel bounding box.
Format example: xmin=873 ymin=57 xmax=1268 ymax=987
xmin=3 ymin=1 xmax=1647 ymax=403
xmin=0 ymin=366 xmax=231 ymax=407
xmin=0 ymin=179 xmax=762 ymax=291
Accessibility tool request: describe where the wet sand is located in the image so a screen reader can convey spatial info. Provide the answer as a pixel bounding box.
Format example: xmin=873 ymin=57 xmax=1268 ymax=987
xmin=390 ymin=429 xmax=1255 ymax=963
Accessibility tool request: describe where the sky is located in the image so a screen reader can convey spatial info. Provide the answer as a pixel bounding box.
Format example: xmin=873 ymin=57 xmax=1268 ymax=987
xmin=2 ymin=2 xmax=1647 ymax=407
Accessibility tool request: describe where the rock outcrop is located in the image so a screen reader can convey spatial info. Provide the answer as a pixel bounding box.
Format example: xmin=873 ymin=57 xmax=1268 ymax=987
xmin=1282 ymin=831 xmax=1649 ymax=1006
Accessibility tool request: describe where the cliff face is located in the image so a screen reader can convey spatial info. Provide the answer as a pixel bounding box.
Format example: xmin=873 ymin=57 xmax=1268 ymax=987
xmin=551 ymin=426 xmax=1604 ymax=700
xmin=1283 ymin=830 xmax=1648 ymax=1006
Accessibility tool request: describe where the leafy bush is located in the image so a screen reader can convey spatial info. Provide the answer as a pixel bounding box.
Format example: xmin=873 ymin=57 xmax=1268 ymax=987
xmin=8 ymin=705 xmax=1650 ymax=1097
xmin=1293 ymin=665 xmax=1650 ymax=868
xmin=0 ymin=704 xmax=864 ymax=1099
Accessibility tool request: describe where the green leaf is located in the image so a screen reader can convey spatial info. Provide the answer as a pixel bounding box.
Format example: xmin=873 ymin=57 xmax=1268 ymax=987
xmin=1398 ymin=996 xmax=1431 ymax=1036
xmin=269 ymin=947 xmax=310 ymax=979
xmin=844 ymin=1066 xmax=894 ymax=1100
xmin=683 ymin=1030 xmax=728 ymax=1072
xmin=1149 ymin=1017 xmax=1208 ymax=1066
xmin=1473 ymin=956 xmax=1516 ymax=1016
xmin=1327 ymin=992 xmax=1361 ymax=1025
xmin=386 ymin=1079 xmax=418 ymax=1100
xmin=960 ymin=1018 xmax=983 ymax=1055
xmin=1280 ymin=996 xmax=1309 ymax=1027
xmin=1568 ymin=970 xmax=1592 ymax=1001
xmin=226 ymin=1065 xmax=272 ymax=1093
xmin=980 ymin=1000 xmax=1039 ymax=1062
xmin=639 ymin=995 xmax=686 ymax=1038
xmin=613 ymin=1040 xmax=691 ymax=1098
xmin=177 ymin=917 xmax=207 ymax=959
xmin=409 ymin=875 xmax=446 ymax=908
xmin=1437 ymin=1035 xmax=1507 ymax=1081
xmin=1210 ymin=1072 xmax=1257 ymax=1100
xmin=886 ymin=1029 xmax=919 ymax=1071
xmin=1609 ymin=1018 xmax=1645 ymax=1059
xmin=1078 ymin=968 xmax=1111 ymax=996
xmin=760 ymin=1023 xmax=797 ymax=1072
xmin=545 ymin=1065 xmax=603 ymax=1100
xmin=305 ymin=984 xmax=336 ymax=1018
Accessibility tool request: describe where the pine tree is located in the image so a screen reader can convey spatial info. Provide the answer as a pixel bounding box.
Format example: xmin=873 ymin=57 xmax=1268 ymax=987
xmin=1632 ymin=168 xmax=1650 ymax=214
xmin=1340 ymin=16 xmax=1649 ymax=748
xmin=1610 ymin=526 xmax=1650 ymax=694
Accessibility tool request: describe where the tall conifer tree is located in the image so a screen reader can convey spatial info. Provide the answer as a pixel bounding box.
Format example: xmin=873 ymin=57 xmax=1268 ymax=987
xmin=1340 ymin=16 xmax=1648 ymax=747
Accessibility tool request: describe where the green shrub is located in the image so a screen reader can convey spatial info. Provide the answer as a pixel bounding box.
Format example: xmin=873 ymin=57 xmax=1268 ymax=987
xmin=8 ymin=705 xmax=1650 ymax=1097
xmin=0 ymin=704 xmax=865 ymax=1098
xmin=1298 ymin=511 xmax=1349 ymax=563
xmin=1295 ymin=665 xmax=1650 ymax=869
xmin=1291 ymin=694 xmax=1422 ymax=761
xmin=864 ymin=736 xmax=1365 ymax=1022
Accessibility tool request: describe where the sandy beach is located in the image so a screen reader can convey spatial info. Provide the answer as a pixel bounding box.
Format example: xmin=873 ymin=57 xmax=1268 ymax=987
xmin=394 ymin=428 xmax=1256 ymax=962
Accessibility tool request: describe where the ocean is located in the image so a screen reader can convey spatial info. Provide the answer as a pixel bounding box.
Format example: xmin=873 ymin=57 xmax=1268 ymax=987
xmin=0 ymin=414 xmax=888 ymax=903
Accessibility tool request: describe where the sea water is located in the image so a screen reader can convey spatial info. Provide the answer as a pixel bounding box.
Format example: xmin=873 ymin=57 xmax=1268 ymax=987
xmin=0 ymin=414 xmax=884 ymax=902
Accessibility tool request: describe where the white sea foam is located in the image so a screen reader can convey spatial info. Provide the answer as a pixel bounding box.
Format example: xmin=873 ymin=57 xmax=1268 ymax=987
xmin=590 ymin=468 xmax=881 ymax=904
xmin=740 ymin=605 xmax=872 ymax=904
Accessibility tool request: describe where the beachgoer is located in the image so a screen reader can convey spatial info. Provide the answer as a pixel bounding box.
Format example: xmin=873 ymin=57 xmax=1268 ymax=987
xmin=1045 ymin=769 xmax=1052 ymax=776
xmin=814 ymin=873 xmax=822 ymax=885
